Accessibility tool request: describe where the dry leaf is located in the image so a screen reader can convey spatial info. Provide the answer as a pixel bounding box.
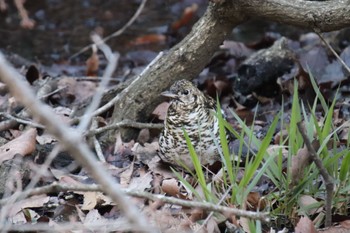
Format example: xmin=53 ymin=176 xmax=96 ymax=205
xmin=129 ymin=34 xmax=166 ymax=46
xmin=120 ymin=162 xmax=134 ymax=187
xmin=205 ymin=217 xmax=220 ymax=233
xmin=86 ymin=45 xmax=99 ymax=76
xmin=299 ymin=195 xmax=323 ymax=215
xmin=132 ymin=142 xmax=159 ymax=161
xmin=137 ymin=128 xmax=150 ymax=144
xmin=274 ymin=129 xmax=289 ymax=145
xmin=114 ymin=132 xmax=135 ymax=155
xmin=239 ymin=217 xmax=251 ymax=233
xmin=81 ymin=191 xmax=113 ymax=210
xmin=9 ymin=194 xmax=50 ymax=216
xmin=81 ymin=192 xmax=98 ymax=210
xmin=128 ymin=171 xmax=153 ymax=191
xmin=291 ymin=146 xmax=311 ymax=185
xmin=36 ymin=133 xmax=57 ymax=145
xmin=171 ymin=4 xmax=198 ymax=31
xmin=0 ymin=128 xmax=37 ymax=164
xmin=83 ymin=209 xmax=108 ymax=225
xmin=161 ymin=178 xmax=181 ymax=197
xmin=295 ymin=216 xmax=317 ymax=233
xmin=247 ymin=192 xmax=266 ymax=210
xmin=152 ymin=102 xmax=170 ymax=120
xmin=11 ymin=209 xmax=40 ymax=225
xmin=340 ymin=220 xmax=350 ymax=229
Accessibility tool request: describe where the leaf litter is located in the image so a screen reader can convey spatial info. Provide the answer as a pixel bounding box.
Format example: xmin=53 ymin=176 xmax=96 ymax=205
xmin=1 ymin=1 xmax=350 ymax=232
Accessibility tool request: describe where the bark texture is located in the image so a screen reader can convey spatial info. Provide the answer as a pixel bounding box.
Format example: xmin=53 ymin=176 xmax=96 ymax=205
xmin=112 ymin=0 xmax=350 ymax=140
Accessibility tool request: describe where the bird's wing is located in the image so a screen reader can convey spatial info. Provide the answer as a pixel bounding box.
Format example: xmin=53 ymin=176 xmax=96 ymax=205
xmin=204 ymin=94 xmax=216 ymax=110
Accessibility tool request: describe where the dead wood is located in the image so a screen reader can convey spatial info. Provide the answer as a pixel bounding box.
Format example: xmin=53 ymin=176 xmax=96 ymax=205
xmin=110 ymin=0 xmax=350 ymax=140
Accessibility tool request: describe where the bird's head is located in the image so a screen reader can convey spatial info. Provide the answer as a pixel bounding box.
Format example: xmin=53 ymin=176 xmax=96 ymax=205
xmin=161 ymin=80 xmax=204 ymax=110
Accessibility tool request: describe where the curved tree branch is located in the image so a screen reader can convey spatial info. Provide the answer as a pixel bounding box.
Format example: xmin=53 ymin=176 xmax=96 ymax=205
xmin=112 ymin=2 xmax=245 ymax=140
xmin=237 ymin=0 xmax=350 ymax=32
xmin=112 ymin=0 xmax=350 ymax=140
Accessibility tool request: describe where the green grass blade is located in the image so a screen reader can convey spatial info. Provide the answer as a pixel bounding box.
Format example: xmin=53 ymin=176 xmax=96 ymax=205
xmin=183 ymin=129 xmax=212 ymax=201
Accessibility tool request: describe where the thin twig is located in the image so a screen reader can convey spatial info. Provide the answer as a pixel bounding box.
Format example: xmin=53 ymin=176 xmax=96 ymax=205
xmin=316 ymin=31 xmax=350 ymax=75
xmin=0 ymin=146 xmax=61 ymax=231
xmin=86 ymin=119 xmax=163 ymax=136
xmin=0 ymin=182 xmax=270 ymax=222
xmin=297 ymin=122 xmax=334 ymax=227
xmin=69 ymin=0 xmax=147 ymax=59
xmin=39 ymin=86 xmax=66 ymax=100
xmin=0 ymin=112 xmax=45 ymax=129
xmin=196 ymin=183 xmax=235 ymax=232
xmin=91 ymin=117 xmax=106 ymax=162
xmin=69 ymin=51 xmax=164 ymax=126
xmin=0 ymin=52 xmax=153 ymax=232
xmin=1 ymin=221 xmax=133 ymax=232
xmin=77 ymin=34 xmax=119 ymax=132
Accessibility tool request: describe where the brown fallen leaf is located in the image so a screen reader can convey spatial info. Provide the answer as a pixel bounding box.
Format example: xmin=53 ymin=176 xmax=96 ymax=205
xmin=128 ymin=171 xmax=153 ymax=192
xmin=86 ymin=45 xmax=99 ymax=76
xmin=291 ymin=146 xmax=311 ymax=185
xmin=299 ymin=195 xmax=323 ymax=215
xmin=247 ymin=192 xmax=266 ymax=211
xmin=120 ymin=161 xmax=134 ymax=187
xmin=340 ymin=220 xmax=350 ymax=229
xmin=152 ymin=102 xmax=170 ymax=121
xmin=0 ymin=128 xmax=37 ymax=164
xmin=161 ymin=178 xmax=182 ymax=198
xmin=132 ymin=142 xmax=159 ymax=162
xmin=129 ymin=34 xmax=166 ymax=46
xmin=171 ymin=4 xmax=198 ymax=31
xmin=81 ymin=191 xmax=113 ymax=210
xmin=8 ymin=194 xmax=50 ymax=217
xmin=295 ymin=216 xmax=317 ymax=233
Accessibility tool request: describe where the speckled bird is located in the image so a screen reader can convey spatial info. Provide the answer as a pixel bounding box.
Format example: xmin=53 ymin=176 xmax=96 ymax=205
xmin=158 ymin=79 xmax=226 ymax=170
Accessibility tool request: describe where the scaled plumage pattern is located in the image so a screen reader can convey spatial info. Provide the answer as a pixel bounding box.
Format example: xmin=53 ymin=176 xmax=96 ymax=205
xmin=158 ymin=79 xmax=225 ymax=170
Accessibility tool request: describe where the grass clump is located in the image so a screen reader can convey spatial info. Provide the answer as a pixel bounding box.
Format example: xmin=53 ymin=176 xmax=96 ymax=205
xmin=172 ymin=75 xmax=350 ymax=231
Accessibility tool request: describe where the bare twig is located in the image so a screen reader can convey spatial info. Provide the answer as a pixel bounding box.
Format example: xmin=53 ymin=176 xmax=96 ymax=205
xmin=91 ymin=117 xmax=106 ymax=162
xmin=78 ymin=34 xmax=120 ymax=132
xmin=14 ymin=0 xmax=35 ymax=29
xmin=0 ymin=53 xmax=153 ymax=232
xmin=0 ymin=156 xmax=24 ymax=230
xmin=2 ymin=221 xmax=133 ymax=232
xmin=196 ymin=183 xmax=235 ymax=232
xmin=86 ymin=119 xmax=163 ymax=136
xmin=69 ymin=51 xmax=164 ymax=126
xmin=0 ymin=112 xmax=45 ymax=129
xmin=316 ymin=31 xmax=350 ymax=75
xmin=297 ymin=122 xmax=334 ymax=227
xmin=0 ymin=182 xmax=270 ymax=222
xmin=69 ymin=0 xmax=147 ymax=59
xmin=0 ymin=146 xmax=61 ymax=231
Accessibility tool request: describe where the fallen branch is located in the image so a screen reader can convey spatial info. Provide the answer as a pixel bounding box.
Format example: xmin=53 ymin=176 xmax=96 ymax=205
xmin=111 ymin=0 xmax=350 ymax=141
xmin=297 ymin=122 xmax=334 ymax=227
xmin=86 ymin=119 xmax=163 ymax=136
xmin=0 ymin=182 xmax=270 ymax=222
xmin=0 ymin=112 xmax=44 ymax=129
xmin=2 ymin=221 xmax=133 ymax=232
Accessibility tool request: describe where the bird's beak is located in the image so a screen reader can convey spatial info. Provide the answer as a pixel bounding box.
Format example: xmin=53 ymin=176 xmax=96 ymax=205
xmin=161 ymin=91 xmax=178 ymax=98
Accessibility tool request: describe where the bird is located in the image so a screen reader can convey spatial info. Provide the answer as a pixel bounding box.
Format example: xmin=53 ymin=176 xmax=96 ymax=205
xmin=158 ymin=79 xmax=227 ymax=171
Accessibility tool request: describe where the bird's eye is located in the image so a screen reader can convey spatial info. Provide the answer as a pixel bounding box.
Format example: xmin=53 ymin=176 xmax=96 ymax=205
xmin=182 ymin=90 xmax=189 ymax=95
